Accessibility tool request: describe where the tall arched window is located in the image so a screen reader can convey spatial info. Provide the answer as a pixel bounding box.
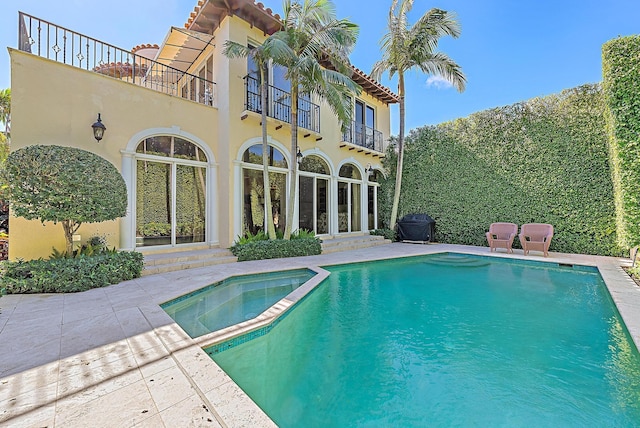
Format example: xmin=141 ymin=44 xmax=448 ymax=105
xmin=368 ymin=169 xmax=382 ymax=230
xmin=299 ymin=155 xmax=330 ymax=234
xmin=135 ymin=136 xmax=207 ymax=247
xmin=338 ymin=163 xmax=362 ymax=233
xmin=241 ymin=144 xmax=288 ymax=235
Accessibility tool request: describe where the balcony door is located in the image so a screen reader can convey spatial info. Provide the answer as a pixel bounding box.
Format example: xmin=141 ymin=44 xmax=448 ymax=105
xmin=355 ymin=100 xmax=375 ymax=149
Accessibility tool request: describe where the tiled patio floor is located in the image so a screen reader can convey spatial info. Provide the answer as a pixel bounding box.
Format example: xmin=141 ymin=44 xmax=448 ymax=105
xmin=1 ymin=243 xmax=639 ymax=427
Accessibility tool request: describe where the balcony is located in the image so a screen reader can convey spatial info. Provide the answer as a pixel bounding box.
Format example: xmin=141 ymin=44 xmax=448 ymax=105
xmin=17 ymin=12 xmax=216 ymax=107
xmin=341 ymin=121 xmax=385 ymax=154
xmin=244 ymin=75 xmax=320 ymax=133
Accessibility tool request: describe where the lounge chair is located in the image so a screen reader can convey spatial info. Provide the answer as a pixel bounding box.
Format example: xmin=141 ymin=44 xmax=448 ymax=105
xmin=486 ymin=222 xmax=518 ymax=254
xmin=519 ymin=223 xmax=554 ymax=257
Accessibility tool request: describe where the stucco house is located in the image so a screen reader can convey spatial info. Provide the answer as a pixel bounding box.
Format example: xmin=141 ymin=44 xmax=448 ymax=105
xmin=8 ymin=0 xmax=398 ymax=260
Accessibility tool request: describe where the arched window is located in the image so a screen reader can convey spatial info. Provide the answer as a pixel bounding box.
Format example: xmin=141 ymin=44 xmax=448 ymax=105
xmin=299 ymin=155 xmax=330 ymax=234
xmin=339 ymin=164 xmax=362 ymax=180
xmin=136 ymin=136 xmax=207 ymax=161
xmin=242 ymin=144 xmax=287 ymax=168
xmin=241 ymin=144 xmax=288 ymax=236
xmin=337 ymin=163 xmax=362 ymax=233
xmin=135 ymin=136 xmax=207 ymax=247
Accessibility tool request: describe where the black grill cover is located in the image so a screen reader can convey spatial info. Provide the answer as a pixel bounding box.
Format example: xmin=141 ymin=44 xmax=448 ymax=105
xmin=397 ymin=213 xmax=435 ymax=242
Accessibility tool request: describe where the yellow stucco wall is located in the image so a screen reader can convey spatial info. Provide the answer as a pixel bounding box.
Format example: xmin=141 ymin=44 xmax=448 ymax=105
xmin=9 ymin=49 xmax=219 ymax=260
xmin=8 ymin=13 xmax=394 ymax=260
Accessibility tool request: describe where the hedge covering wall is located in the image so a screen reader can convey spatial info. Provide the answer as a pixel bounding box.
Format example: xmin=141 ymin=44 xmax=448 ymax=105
xmin=380 ymin=84 xmax=623 ymax=256
xmin=602 ymin=36 xmax=640 ymax=249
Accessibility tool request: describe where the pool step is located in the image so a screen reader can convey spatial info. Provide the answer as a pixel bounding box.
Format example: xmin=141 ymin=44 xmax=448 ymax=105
xmin=321 ymin=235 xmax=391 ymax=254
xmin=142 ymin=248 xmax=237 ymax=276
xmin=423 ymin=254 xmax=490 ymax=267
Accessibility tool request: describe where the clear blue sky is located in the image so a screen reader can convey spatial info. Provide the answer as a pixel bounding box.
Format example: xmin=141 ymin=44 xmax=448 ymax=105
xmin=1 ymin=0 xmax=639 ymax=134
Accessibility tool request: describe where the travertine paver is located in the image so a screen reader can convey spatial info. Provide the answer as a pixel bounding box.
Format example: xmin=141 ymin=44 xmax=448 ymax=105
xmin=0 ymin=243 xmax=638 ymax=427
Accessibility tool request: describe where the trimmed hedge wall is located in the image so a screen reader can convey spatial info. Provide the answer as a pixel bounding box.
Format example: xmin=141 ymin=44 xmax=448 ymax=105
xmin=380 ymin=84 xmax=623 ymax=256
xmin=602 ymin=36 xmax=640 ymax=248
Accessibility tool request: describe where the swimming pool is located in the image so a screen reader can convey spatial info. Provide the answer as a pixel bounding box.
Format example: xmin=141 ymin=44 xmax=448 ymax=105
xmin=161 ymin=269 xmax=316 ymax=338
xmin=208 ymin=253 xmax=640 ymax=426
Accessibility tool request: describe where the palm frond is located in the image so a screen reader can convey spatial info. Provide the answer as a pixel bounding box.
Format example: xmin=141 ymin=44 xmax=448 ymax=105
xmin=416 ymin=52 xmax=467 ymax=92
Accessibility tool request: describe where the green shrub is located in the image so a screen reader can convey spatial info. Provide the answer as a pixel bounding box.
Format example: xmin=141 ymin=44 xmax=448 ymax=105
xmin=290 ymin=229 xmax=317 ymax=239
xmin=0 ymin=251 xmax=144 ymax=294
xmin=370 ymin=228 xmax=397 ymax=241
xmin=230 ymin=237 xmax=322 ymax=261
xmin=5 ymin=145 xmax=127 ymax=256
xmin=602 ymin=36 xmax=640 ymax=249
xmin=380 ymin=84 xmax=623 ymax=256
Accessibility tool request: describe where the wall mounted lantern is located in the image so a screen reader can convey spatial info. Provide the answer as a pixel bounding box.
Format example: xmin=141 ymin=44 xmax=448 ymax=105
xmin=91 ymin=113 xmax=106 ymax=142
xmin=296 ymin=147 xmax=303 ymax=164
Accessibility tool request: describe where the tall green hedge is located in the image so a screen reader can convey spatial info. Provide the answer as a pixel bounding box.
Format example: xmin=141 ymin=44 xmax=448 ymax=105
xmin=602 ymin=36 xmax=640 ymax=249
xmin=380 ymin=84 xmax=623 ymax=256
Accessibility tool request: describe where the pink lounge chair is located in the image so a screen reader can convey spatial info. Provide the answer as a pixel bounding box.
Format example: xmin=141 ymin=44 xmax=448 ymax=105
xmin=486 ymin=222 xmax=518 ymax=254
xmin=519 ymin=223 xmax=554 ymax=257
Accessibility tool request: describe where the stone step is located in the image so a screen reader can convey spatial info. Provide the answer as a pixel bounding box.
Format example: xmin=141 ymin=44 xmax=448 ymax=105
xmin=142 ymin=255 xmax=238 ymax=276
xmin=143 ymin=248 xmax=235 ymax=266
xmin=141 ymin=247 xmax=237 ymax=276
xmin=321 ymin=235 xmax=391 ymax=254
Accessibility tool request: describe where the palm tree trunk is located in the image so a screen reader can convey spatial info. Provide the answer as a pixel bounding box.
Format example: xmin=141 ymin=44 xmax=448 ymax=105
xmin=284 ymin=82 xmax=299 ymax=240
xmin=389 ymin=72 xmax=405 ymax=230
xmin=261 ymin=66 xmax=277 ymax=240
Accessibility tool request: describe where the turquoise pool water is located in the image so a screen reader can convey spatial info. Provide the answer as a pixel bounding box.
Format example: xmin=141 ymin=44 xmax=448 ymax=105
xmin=161 ymin=269 xmax=315 ymax=338
xmin=209 ymin=253 xmax=640 ymax=426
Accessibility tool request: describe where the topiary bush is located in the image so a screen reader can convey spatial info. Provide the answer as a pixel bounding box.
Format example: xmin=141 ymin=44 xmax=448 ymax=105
xmin=230 ymin=237 xmax=322 ymax=261
xmin=0 ymin=251 xmax=144 ymax=294
xmin=5 ymin=145 xmax=127 ymax=256
xmin=602 ymin=35 xmax=640 ymax=250
xmin=380 ymin=84 xmax=623 ymax=256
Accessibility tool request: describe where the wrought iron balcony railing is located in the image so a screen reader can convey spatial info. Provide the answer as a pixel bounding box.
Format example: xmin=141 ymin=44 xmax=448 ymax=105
xmin=342 ymin=121 xmax=384 ymax=153
xmin=17 ymin=12 xmax=216 ymax=107
xmin=244 ymin=75 xmax=320 ymax=133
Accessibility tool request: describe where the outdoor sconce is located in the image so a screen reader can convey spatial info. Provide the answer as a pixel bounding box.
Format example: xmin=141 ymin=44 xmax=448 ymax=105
xmin=91 ymin=113 xmax=106 ymax=142
xmin=366 ymin=164 xmax=374 ymax=176
xmin=297 ymin=147 xmax=303 ymax=164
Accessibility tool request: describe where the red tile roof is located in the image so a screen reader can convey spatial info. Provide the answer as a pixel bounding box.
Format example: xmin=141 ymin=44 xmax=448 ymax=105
xmin=184 ymin=0 xmax=398 ymax=104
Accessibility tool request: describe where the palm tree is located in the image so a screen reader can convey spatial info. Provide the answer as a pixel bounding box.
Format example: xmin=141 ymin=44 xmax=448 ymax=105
xmin=223 ymin=41 xmax=280 ymax=239
xmin=0 ymin=88 xmax=10 ymax=140
xmin=271 ymin=0 xmax=361 ymax=239
xmin=372 ymin=1 xmax=466 ymax=230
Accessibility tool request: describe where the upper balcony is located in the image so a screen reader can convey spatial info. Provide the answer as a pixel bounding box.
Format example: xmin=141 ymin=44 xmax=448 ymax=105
xmin=17 ymin=12 xmax=216 ymax=107
xmin=243 ymin=75 xmax=320 ymax=135
xmin=341 ymin=122 xmax=385 ymax=154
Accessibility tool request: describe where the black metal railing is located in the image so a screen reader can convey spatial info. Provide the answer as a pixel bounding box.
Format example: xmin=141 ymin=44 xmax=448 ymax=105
xmin=244 ymin=75 xmax=320 ymax=133
xmin=18 ymin=12 xmax=216 ymax=107
xmin=342 ymin=121 xmax=384 ymax=152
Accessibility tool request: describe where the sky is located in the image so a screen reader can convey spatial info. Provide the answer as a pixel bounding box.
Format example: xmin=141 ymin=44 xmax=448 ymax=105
xmin=1 ymin=0 xmax=639 ymax=135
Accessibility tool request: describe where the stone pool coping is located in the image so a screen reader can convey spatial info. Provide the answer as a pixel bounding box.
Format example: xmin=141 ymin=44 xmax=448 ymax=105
xmin=0 ymin=243 xmax=638 ymax=427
